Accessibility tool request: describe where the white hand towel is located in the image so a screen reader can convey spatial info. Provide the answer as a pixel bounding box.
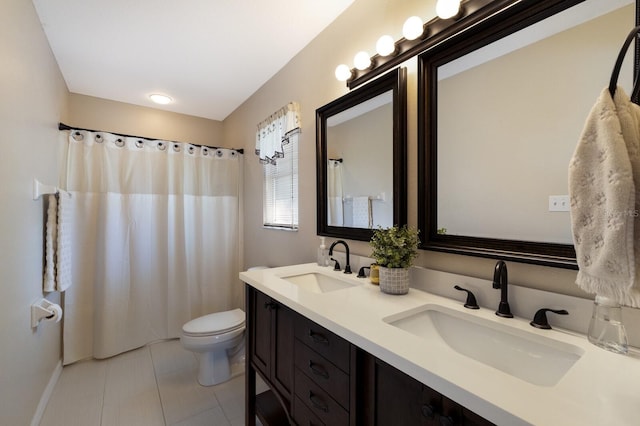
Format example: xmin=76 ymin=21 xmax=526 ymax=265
xmin=43 ymin=194 xmax=58 ymax=292
xmin=569 ymin=87 xmax=640 ymax=307
xmin=56 ymin=190 xmax=73 ymax=292
xmin=352 ymin=196 xmax=372 ymax=228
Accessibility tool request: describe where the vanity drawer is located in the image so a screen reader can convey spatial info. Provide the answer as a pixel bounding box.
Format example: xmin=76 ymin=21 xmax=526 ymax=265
xmin=294 ymin=369 xmax=349 ymax=426
xmin=293 ymin=395 xmax=325 ymax=426
xmin=295 ymin=316 xmax=350 ymax=373
xmin=295 ymin=339 xmax=349 ymax=409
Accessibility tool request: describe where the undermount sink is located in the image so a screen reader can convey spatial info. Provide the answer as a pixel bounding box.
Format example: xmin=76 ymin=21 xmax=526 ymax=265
xmin=384 ymin=305 xmax=584 ymax=387
xmin=281 ymin=272 xmax=357 ymax=293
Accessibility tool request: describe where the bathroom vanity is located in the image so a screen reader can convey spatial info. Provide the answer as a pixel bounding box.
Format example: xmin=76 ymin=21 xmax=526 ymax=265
xmin=241 ymin=264 xmax=640 ymax=425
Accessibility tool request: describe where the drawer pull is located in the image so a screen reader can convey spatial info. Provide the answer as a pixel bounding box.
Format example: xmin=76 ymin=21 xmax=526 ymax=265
xmin=308 ymin=361 xmax=329 ymax=379
xmin=308 ymin=391 xmax=329 ymax=412
xmin=308 ymin=330 xmax=329 ymax=345
xmin=439 ymin=415 xmax=456 ymax=426
xmin=421 ymin=403 xmax=436 ymax=419
xmin=264 ymin=301 xmax=278 ymax=310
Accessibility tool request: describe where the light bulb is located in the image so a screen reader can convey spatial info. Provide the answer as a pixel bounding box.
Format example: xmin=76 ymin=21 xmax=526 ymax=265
xmin=149 ymin=94 xmax=172 ymax=104
xmin=376 ymin=35 xmax=396 ymax=57
xmin=402 ymin=16 xmax=424 ymax=40
xmin=436 ymin=0 xmax=461 ymax=19
xmin=335 ymin=64 xmax=352 ymax=81
xmin=354 ymin=51 xmax=371 ymax=70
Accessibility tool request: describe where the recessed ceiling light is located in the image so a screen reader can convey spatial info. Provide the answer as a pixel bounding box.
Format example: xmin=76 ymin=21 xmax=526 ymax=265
xmin=149 ymin=94 xmax=172 ymax=105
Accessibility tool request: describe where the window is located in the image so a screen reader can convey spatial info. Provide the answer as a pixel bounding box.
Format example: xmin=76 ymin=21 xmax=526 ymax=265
xmin=255 ymin=102 xmax=301 ymax=230
xmin=263 ymin=132 xmax=299 ymax=229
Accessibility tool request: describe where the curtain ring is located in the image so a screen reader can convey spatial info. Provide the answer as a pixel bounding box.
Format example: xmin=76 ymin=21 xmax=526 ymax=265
xmin=157 ymin=141 xmax=166 ymax=151
xmin=188 ymin=146 xmax=195 ymax=154
xmin=115 ymin=138 xmax=125 ymax=147
xmin=135 ymin=140 xmax=144 ymax=148
xmin=173 ymin=143 xmax=181 ymax=152
xmin=95 ymin=134 xmax=103 ymax=143
xmin=72 ymin=131 xmax=84 ymax=142
xmin=215 ymin=149 xmax=223 ymax=157
xmin=230 ymin=151 xmax=237 ymax=157
xmin=202 ymin=147 xmax=209 ymax=156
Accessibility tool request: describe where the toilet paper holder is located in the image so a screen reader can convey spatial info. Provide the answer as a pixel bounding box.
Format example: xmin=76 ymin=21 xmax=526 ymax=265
xmin=31 ymin=298 xmax=62 ymax=328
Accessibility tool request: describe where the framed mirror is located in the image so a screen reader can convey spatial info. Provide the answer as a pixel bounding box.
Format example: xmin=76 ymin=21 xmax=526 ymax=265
xmin=418 ymin=0 xmax=638 ymax=269
xmin=317 ymin=67 xmax=407 ymax=241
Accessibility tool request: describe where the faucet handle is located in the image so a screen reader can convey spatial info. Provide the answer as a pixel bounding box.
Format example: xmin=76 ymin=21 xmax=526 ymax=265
xmin=330 ymin=257 xmax=341 ymax=271
xmin=453 ymin=285 xmax=480 ymax=309
xmin=357 ymin=266 xmax=370 ymax=278
xmin=530 ymin=308 xmax=568 ymax=329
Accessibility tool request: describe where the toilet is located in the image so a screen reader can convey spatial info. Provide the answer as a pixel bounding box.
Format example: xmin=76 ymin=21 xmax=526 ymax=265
xmin=181 ymin=308 xmax=246 ymax=386
xmin=181 ymin=266 xmax=268 ymax=386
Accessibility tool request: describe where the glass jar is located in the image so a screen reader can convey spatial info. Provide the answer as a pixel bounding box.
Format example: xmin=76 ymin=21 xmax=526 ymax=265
xmin=587 ymin=295 xmax=628 ymax=355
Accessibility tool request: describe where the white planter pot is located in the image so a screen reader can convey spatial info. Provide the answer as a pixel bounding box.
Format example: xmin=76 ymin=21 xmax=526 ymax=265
xmin=378 ymin=266 xmax=410 ymax=295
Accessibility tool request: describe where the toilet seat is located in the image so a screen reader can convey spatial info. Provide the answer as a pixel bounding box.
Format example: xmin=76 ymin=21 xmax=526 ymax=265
xmin=182 ymin=308 xmax=245 ymax=337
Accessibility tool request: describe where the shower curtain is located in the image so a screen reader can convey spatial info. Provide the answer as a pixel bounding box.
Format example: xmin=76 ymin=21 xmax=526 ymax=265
xmin=60 ymin=130 xmax=243 ymax=365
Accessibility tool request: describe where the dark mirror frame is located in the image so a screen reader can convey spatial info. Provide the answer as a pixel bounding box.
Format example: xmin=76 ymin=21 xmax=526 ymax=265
xmin=418 ymin=0 xmax=640 ymax=269
xmin=317 ymin=67 xmax=407 ymax=241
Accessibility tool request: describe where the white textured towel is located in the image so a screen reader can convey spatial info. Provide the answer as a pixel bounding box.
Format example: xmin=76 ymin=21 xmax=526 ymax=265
xmin=56 ymin=190 xmax=73 ymax=292
xmin=352 ymin=196 xmax=372 ymax=228
xmin=43 ymin=194 xmax=58 ymax=292
xmin=43 ymin=191 xmax=73 ymax=292
xmin=569 ymin=87 xmax=640 ymax=308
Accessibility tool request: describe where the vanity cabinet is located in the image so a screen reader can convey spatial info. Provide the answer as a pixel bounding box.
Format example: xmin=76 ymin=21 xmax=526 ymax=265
xmin=370 ymin=357 xmax=494 ymax=426
xmin=247 ymin=287 xmax=295 ymax=423
xmin=245 ymin=285 xmax=493 ymax=426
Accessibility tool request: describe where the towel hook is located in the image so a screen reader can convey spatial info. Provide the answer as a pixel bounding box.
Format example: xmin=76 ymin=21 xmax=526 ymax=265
xmin=609 ymin=25 xmax=640 ymax=101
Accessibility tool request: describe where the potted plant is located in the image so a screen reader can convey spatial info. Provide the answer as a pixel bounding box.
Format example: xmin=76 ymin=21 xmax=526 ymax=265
xmin=370 ymin=225 xmax=420 ymax=295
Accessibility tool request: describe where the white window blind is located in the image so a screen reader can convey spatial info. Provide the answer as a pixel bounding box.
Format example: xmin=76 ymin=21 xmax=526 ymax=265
xmin=256 ymin=102 xmax=301 ymax=230
xmin=263 ymin=132 xmax=299 ymax=229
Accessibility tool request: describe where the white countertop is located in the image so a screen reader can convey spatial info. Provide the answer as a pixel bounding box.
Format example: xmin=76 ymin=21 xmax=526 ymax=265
xmin=240 ymin=263 xmax=640 ymax=426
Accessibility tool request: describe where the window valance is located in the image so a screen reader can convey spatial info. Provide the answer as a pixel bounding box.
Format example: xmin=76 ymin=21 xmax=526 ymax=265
xmin=255 ymin=102 xmax=301 ymax=164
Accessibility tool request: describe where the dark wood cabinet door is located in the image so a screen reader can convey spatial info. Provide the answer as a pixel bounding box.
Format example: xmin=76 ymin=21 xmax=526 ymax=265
xmin=375 ymin=359 xmax=430 ymax=426
xmin=271 ymin=301 xmax=295 ymax=400
xmin=251 ymin=289 xmax=271 ymax=378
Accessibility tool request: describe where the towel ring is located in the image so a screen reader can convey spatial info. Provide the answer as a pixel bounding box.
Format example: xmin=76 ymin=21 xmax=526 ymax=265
xmin=609 ymin=25 xmax=640 ymax=101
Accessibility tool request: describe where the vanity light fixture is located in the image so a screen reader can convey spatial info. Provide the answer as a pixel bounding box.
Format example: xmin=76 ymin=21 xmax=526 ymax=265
xmin=353 ymin=51 xmax=372 ymax=70
xmin=436 ymin=0 xmax=462 ymax=19
xmin=334 ymin=0 xmax=496 ymax=87
xmin=149 ymin=94 xmax=173 ymax=105
xmin=376 ymin=35 xmax=396 ymax=56
xmin=402 ymin=16 xmax=425 ymax=40
xmin=335 ymin=64 xmax=352 ymax=81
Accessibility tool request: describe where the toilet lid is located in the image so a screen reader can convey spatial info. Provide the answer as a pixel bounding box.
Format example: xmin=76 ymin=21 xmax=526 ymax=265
xmin=183 ymin=308 xmax=245 ymax=336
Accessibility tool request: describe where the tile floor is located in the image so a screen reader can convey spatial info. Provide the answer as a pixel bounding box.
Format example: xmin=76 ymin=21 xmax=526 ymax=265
xmin=40 ymin=339 xmax=267 ymax=426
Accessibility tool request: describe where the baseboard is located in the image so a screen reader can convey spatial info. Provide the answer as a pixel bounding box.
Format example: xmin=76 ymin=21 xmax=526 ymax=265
xmin=31 ymin=359 xmax=62 ymax=426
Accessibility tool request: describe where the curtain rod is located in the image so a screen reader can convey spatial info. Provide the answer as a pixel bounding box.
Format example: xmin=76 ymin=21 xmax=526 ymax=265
xmin=58 ymin=122 xmax=244 ymax=154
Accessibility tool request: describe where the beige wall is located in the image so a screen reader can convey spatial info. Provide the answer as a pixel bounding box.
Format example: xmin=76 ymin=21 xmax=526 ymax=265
xmin=68 ymin=94 xmax=224 ymax=147
xmin=225 ymin=0 xmax=593 ymax=298
xmin=224 ymin=0 xmax=430 ymax=269
xmin=0 ymin=0 xmax=69 ymax=424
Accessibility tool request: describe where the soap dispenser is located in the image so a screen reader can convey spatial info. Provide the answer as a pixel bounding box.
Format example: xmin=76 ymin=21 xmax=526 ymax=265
xmin=317 ymin=237 xmax=328 ymax=266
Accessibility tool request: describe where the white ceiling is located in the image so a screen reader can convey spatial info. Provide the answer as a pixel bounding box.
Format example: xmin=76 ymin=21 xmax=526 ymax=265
xmin=32 ymin=0 xmax=355 ymax=121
